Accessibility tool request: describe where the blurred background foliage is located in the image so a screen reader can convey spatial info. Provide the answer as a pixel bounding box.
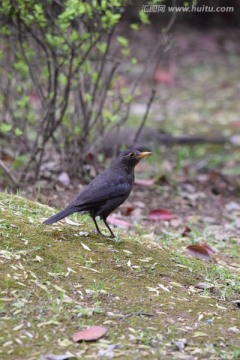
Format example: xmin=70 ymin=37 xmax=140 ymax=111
xmin=0 ymin=0 xmax=239 ymax=188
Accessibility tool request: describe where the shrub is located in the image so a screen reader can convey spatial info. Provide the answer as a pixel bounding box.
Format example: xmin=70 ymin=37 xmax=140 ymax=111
xmin=0 ymin=0 xmax=157 ymax=183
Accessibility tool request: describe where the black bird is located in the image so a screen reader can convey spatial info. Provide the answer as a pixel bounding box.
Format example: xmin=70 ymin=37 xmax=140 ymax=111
xmin=43 ymin=149 xmax=151 ymax=237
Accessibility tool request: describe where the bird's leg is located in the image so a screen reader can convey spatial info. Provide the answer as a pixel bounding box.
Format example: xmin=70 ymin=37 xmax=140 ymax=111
xmin=103 ymin=218 xmax=115 ymax=238
xmin=92 ymin=215 xmax=103 ymax=236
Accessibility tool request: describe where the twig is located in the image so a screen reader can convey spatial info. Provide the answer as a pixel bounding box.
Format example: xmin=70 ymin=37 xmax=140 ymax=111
xmin=163 ymin=0 xmax=177 ymax=33
xmin=17 ymin=18 xmax=45 ymax=102
xmin=132 ymin=88 xmax=156 ymax=146
xmin=0 ymin=160 xmax=18 ymax=187
xmin=121 ymin=311 xmax=154 ymax=319
xmin=90 ymin=28 xmax=115 ymax=117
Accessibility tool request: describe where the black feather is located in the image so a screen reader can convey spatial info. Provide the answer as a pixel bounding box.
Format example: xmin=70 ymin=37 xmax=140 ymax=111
xmin=43 ymin=207 xmax=77 ymax=224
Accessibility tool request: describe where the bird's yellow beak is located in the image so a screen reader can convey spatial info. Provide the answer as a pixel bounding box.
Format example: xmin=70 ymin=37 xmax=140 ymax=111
xmin=137 ymin=151 xmax=152 ymax=159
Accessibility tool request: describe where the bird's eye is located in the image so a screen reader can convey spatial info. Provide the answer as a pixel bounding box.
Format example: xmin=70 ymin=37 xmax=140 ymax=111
xmin=129 ymin=152 xmax=135 ymax=157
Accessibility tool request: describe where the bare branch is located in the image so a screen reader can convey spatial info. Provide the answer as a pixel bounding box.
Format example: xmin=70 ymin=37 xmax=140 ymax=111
xmin=17 ymin=18 xmax=45 ymax=102
xmin=0 ymin=160 xmax=19 ymax=188
xmin=132 ymin=88 xmax=156 ymax=146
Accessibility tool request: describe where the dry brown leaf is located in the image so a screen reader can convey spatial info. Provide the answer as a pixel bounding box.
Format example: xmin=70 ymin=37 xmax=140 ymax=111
xmin=186 ymin=245 xmax=211 ymax=261
xmin=134 ymin=179 xmax=154 ymax=186
xmin=72 ymin=326 xmax=107 ymax=342
xmin=200 ymin=243 xmax=216 ymax=255
xmin=148 ymin=209 xmax=174 ymax=221
xmin=108 ymin=216 xmax=132 ymax=228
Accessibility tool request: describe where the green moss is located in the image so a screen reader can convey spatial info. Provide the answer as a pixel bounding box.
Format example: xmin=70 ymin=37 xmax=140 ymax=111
xmin=0 ymin=192 xmax=239 ymax=359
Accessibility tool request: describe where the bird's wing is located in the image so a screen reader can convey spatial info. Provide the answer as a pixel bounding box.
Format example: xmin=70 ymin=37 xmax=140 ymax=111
xmin=69 ymin=169 xmax=132 ymax=208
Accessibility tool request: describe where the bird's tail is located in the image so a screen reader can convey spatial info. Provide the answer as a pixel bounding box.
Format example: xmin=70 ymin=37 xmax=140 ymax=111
xmin=43 ymin=207 xmax=77 ymax=225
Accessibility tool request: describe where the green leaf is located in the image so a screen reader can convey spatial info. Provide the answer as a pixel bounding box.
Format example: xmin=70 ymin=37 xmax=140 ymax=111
xmin=0 ymin=25 xmax=11 ymax=36
xmin=70 ymin=29 xmax=79 ymax=43
xmin=12 ymin=155 xmax=28 ymax=169
xmin=103 ymin=110 xmax=117 ymax=122
xmin=0 ymin=123 xmax=12 ymax=133
xmin=85 ymin=93 xmax=92 ymax=103
xmin=101 ymin=11 xmax=121 ymax=28
xmin=101 ymin=0 xmax=107 ymax=10
xmin=15 ymin=128 xmax=23 ymax=136
xmin=16 ymin=96 xmax=29 ymax=108
xmin=131 ymin=57 xmax=138 ymax=65
xmin=139 ymin=11 xmax=150 ymax=25
xmin=14 ymin=60 xmax=29 ymax=76
xmin=45 ymin=33 xmax=64 ymax=48
xmin=117 ymin=36 xmax=129 ymax=47
xmin=91 ymin=72 xmax=99 ymax=82
xmin=59 ymin=74 xmax=68 ymax=86
xmin=33 ymin=4 xmax=46 ymax=27
xmin=97 ymin=42 xmax=107 ymax=54
xmin=124 ymin=94 xmax=133 ymax=104
xmin=130 ymin=23 xmax=139 ymax=31
xmin=74 ymin=126 xmax=81 ymax=136
xmin=121 ymin=48 xmax=130 ymax=56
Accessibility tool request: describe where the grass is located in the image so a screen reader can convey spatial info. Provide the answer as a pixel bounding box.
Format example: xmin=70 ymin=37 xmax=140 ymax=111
xmin=0 ymin=192 xmax=240 ymax=359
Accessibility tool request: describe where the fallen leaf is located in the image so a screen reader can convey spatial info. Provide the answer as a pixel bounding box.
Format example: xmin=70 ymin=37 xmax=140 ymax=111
xmin=181 ymin=226 xmax=192 ymax=237
xmin=65 ymin=218 xmax=82 ymax=226
xmin=40 ymin=352 xmax=75 ymax=360
xmin=200 ymin=243 xmax=216 ymax=255
xmin=79 ymin=266 xmax=101 ymax=273
xmin=158 ymin=283 xmax=170 ymax=292
xmin=121 ymin=205 xmax=134 ymax=216
xmin=169 ymin=282 xmax=183 ymax=288
xmin=53 ymin=285 xmax=66 ymax=293
xmin=108 ymin=216 xmax=132 ymax=228
xmin=98 ymin=344 xmax=121 ymax=358
xmin=72 ymin=326 xmax=107 ymax=342
xmin=148 ymin=209 xmax=174 ymax=221
xmin=195 ymin=282 xmax=214 ymax=290
xmin=122 ymin=250 xmax=133 ymax=255
xmin=186 ymin=245 xmax=211 ymax=261
xmin=228 ymin=326 xmax=240 ymax=333
xmin=175 ymin=338 xmax=187 ymax=351
xmin=79 ymin=231 xmax=88 ymax=236
xmin=228 ymin=120 xmax=240 ymax=128
xmin=192 ymin=331 xmax=208 ymax=337
xmin=58 ymin=172 xmax=70 ymax=186
xmin=154 ymin=69 xmax=173 ymax=84
xmin=216 ymin=303 xmax=227 ymax=310
xmin=225 ymin=201 xmax=240 ymax=212
xmin=134 ymin=179 xmax=154 ymax=186
xmin=170 ymin=218 xmax=182 ymax=227
xmin=81 ymin=242 xmax=91 ymax=251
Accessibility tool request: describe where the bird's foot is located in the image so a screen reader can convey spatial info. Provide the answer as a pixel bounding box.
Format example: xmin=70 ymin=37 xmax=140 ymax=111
xmin=93 ymin=230 xmax=104 ymax=236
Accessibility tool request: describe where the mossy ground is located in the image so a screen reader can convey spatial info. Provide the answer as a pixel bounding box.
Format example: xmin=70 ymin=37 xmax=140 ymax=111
xmin=0 ymin=192 xmax=240 ymax=360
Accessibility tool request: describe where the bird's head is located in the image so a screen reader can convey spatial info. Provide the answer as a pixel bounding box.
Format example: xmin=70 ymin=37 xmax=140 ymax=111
xmin=115 ymin=149 xmax=152 ymax=172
